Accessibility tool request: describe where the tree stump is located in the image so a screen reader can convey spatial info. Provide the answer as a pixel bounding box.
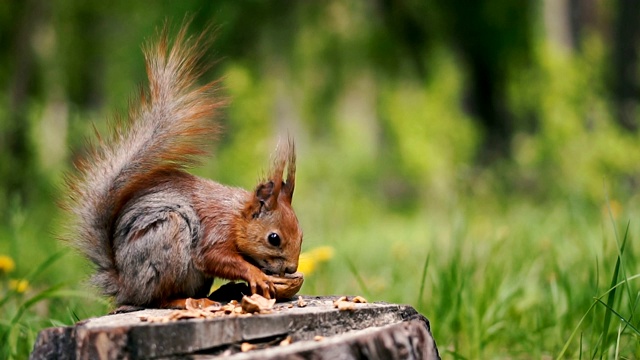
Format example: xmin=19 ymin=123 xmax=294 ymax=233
xmin=30 ymin=296 xmax=440 ymax=359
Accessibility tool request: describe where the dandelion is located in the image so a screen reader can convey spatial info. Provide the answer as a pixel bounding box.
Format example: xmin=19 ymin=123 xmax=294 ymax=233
xmin=9 ymin=279 xmax=29 ymax=293
xmin=298 ymin=246 xmax=334 ymax=275
xmin=0 ymin=255 xmax=16 ymax=274
xmin=308 ymin=246 xmax=334 ymax=262
xmin=298 ymin=256 xmax=316 ymax=275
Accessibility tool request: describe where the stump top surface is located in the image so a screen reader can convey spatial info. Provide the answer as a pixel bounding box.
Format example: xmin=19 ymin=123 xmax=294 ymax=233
xmin=80 ymin=296 xmax=396 ymax=329
xmin=31 ymin=295 xmax=440 ymax=360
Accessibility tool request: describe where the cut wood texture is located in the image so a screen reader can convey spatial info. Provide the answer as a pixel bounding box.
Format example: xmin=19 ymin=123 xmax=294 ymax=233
xmin=30 ymin=296 xmax=440 ymax=359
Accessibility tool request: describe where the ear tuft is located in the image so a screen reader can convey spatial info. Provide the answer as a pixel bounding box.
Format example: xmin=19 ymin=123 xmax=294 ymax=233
xmin=281 ymin=138 xmax=296 ymax=204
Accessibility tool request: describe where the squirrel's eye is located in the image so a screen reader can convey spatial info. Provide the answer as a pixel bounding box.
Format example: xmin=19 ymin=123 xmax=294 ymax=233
xmin=267 ymin=233 xmax=281 ymax=247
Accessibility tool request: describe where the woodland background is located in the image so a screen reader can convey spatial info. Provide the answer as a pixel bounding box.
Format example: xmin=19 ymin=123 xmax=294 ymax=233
xmin=2 ymin=0 xmax=640 ymax=358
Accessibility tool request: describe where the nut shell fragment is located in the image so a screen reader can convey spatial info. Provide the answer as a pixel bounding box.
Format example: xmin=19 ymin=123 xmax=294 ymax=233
xmin=271 ymin=272 xmax=304 ymax=299
xmin=352 ymin=296 xmax=367 ymax=303
xmin=241 ymin=293 xmax=276 ymax=314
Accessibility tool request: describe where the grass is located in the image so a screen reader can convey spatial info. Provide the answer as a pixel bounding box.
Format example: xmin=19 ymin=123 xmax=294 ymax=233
xmin=299 ymin=193 xmax=640 ymax=358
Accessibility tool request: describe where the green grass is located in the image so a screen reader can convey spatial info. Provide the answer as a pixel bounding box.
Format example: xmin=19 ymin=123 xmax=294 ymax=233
xmin=297 ymin=194 xmax=640 ymax=358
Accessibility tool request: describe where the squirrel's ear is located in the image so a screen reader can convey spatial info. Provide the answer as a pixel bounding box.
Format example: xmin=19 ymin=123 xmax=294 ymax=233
xmin=244 ymin=139 xmax=296 ymax=218
xmin=244 ymin=180 xmax=279 ymax=219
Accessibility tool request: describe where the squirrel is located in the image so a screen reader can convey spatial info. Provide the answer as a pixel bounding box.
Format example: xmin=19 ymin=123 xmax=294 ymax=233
xmin=63 ymin=24 xmax=303 ymax=308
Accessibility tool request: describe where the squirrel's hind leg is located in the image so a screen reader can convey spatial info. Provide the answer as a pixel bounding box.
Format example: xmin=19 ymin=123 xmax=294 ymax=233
xmin=112 ymin=193 xmax=210 ymax=307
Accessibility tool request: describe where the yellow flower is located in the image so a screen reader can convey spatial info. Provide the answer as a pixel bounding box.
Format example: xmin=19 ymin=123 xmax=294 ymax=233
xmin=308 ymin=246 xmax=334 ymax=262
xmin=0 ymin=255 xmax=16 ymax=274
xmin=298 ymin=256 xmax=316 ymax=275
xmin=9 ymin=279 xmax=29 ymax=293
xmin=298 ymin=246 xmax=334 ymax=275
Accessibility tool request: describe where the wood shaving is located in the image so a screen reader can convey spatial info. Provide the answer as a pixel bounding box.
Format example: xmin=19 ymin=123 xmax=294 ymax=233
xmin=168 ymin=310 xmax=204 ymax=320
xmin=221 ymin=303 xmax=237 ymax=314
xmin=333 ymin=295 xmax=367 ymax=310
xmin=314 ymin=335 xmax=325 ymax=341
xmin=335 ymin=301 xmax=356 ymax=311
xmin=185 ymin=298 xmax=221 ymax=311
xmin=240 ymin=342 xmax=255 ymax=352
xmin=279 ymin=336 xmax=292 ymax=346
xmin=138 ymin=294 xmax=367 ymax=323
xmin=137 ymin=296 xmax=275 ymax=323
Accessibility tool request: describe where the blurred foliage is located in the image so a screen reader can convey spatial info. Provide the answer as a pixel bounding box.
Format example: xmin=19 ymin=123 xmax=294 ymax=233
xmin=2 ymin=0 xmax=640 ymax=358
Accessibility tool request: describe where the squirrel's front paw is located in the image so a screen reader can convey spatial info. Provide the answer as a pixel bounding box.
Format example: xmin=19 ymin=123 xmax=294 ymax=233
xmin=247 ymin=268 xmax=275 ymax=299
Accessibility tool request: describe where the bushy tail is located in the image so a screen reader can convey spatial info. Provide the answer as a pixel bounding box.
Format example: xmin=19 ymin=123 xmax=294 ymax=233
xmin=64 ymin=23 xmax=223 ymax=295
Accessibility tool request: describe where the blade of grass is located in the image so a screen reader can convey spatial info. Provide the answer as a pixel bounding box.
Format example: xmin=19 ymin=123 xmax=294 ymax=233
xmin=579 ymin=332 xmax=583 ymax=360
xmin=605 ymin=187 xmax=634 ymax=315
xmin=9 ymin=284 xmax=66 ymax=329
xmin=553 ymin=269 xmax=640 ymax=358
xmin=1 ymin=283 xmax=66 ymax=346
xmin=594 ymin=298 xmax=640 ymax=336
xmin=599 ymin=199 xmax=629 ymax=359
xmin=0 ymin=250 xmax=67 ymax=309
xmin=417 ymin=253 xmax=430 ymax=309
xmin=444 ymin=348 xmax=469 ymax=360
xmin=600 ymin=241 xmax=623 ymax=358
xmin=24 ymin=249 xmax=68 ymax=282
xmin=615 ymin=222 xmax=634 ymax=316
xmin=557 ymin=300 xmax=598 ymax=359
xmin=345 ymin=257 xmax=371 ymax=299
xmin=614 ymin=323 xmax=621 ymax=360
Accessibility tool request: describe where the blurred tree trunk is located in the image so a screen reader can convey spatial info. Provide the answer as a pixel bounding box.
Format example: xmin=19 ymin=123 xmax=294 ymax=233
xmin=568 ymin=0 xmax=598 ymax=51
xmin=465 ymin=57 xmax=511 ymax=161
xmin=436 ymin=0 xmax=534 ymax=162
xmin=372 ymin=0 xmax=535 ymax=162
xmin=612 ymin=0 xmax=640 ymax=131
xmin=0 ymin=0 xmax=48 ymax=210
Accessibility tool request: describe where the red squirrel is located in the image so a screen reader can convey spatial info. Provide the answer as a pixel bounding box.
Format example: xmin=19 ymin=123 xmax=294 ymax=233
xmin=63 ymin=25 xmax=303 ymax=308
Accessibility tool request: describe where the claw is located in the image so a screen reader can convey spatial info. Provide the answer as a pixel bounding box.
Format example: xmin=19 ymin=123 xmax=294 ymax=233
xmin=246 ymin=268 xmax=276 ymax=299
xmin=262 ymin=281 xmax=272 ymax=299
xmin=269 ymin=282 xmax=275 ymax=298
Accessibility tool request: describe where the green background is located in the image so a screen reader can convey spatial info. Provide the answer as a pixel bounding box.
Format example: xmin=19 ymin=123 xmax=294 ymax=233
xmin=2 ymin=1 xmax=640 ymax=358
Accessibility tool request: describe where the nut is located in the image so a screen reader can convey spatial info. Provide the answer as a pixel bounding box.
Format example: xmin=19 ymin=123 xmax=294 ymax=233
xmin=270 ymin=272 xmax=304 ymax=299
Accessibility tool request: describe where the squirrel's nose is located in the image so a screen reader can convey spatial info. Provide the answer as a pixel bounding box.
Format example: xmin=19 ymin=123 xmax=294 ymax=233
xmin=284 ymin=265 xmax=297 ymax=274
